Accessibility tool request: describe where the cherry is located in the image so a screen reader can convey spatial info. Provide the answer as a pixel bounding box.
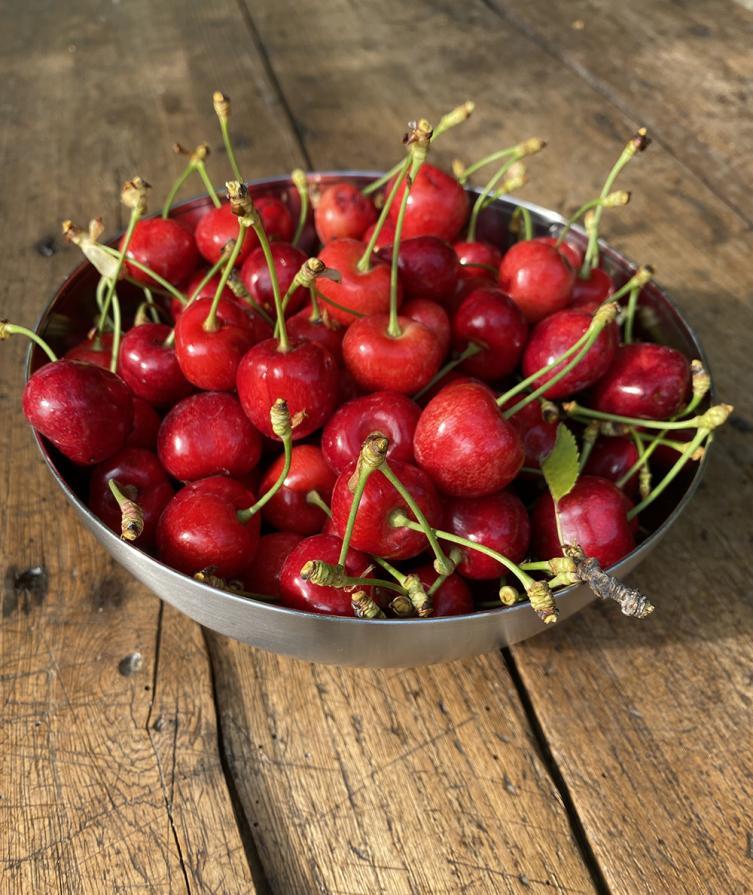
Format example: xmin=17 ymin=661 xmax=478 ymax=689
xmin=402 ymin=298 xmax=451 ymax=357
xmin=589 ymin=342 xmax=691 ymax=420
xmin=174 ymin=296 xmax=258 ymax=391
xmin=158 ymin=391 xmax=262 ymax=481
xmin=451 ymin=286 xmax=528 ymax=381
xmin=387 ymin=163 xmax=469 ymax=243
xmin=411 ymin=563 xmax=473 ymax=616
xmin=501 ymin=398 xmax=558 ymax=470
xmin=342 ymin=314 xmax=443 ymax=395
xmin=239 ymin=242 xmax=308 ymax=316
xmin=194 ymin=198 xmax=293 ymax=266
xmin=521 ymin=308 xmax=618 ymax=399
xmin=534 ymin=235 xmax=583 ymax=271
xmin=314 ymin=182 xmax=377 ymax=243
xmin=362 ymin=217 xmax=396 ymax=249
xmin=23 ymin=360 xmax=133 ymax=465
xmin=316 ymin=238 xmax=397 ymax=326
xmin=278 ymin=532 xmax=376 ymax=615
xmin=446 ymin=273 xmax=491 ymax=316
xmin=331 ymin=458 xmax=441 ymax=559
xmin=236 ymin=338 xmax=339 ymax=440
xmin=444 ymin=491 xmax=530 ymax=579
xmin=531 ymin=475 xmax=635 ymax=569
xmin=286 ymin=307 xmax=345 ymax=363
xmin=414 ymin=379 xmax=524 ymax=497
xmin=571 ymin=267 xmax=614 ymax=307
xmin=122 ymin=218 xmax=199 ymax=288
xmin=498 ymin=240 xmax=575 ymax=323
xmin=156 ymin=475 xmax=260 ymax=578
xmin=377 ymin=236 xmax=459 ymax=303
xmin=454 ymin=240 xmax=502 ymax=281
xmin=64 ymin=332 xmax=114 ymax=369
xmin=259 ymin=444 xmax=336 ymax=535
xmin=583 ymin=436 xmax=640 ymax=497
xmin=126 ymin=397 xmax=161 ymax=450
xmin=118 ymin=322 xmax=194 ymax=406
xmin=321 ymin=390 xmax=421 ymax=474
xmin=88 ymin=447 xmax=173 ymax=548
xmin=243 ymin=531 xmax=304 ymax=596
xmin=185 ymin=268 xmax=234 ymax=302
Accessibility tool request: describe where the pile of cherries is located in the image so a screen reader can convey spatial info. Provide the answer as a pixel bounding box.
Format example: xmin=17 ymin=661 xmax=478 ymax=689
xmin=7 ymin=96 xmax=731 ymax=625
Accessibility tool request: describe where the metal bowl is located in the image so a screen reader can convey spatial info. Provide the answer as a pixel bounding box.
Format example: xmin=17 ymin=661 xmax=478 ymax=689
xmin=26 ymin=172 xmax=712 ymax=666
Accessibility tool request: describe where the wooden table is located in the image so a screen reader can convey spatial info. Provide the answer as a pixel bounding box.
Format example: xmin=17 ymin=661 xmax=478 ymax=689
xmin=2 ymin=1 xmax=752 ymax=892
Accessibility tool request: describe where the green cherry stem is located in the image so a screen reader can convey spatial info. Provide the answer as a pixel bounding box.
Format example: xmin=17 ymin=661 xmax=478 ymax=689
xmin=202 ymin=220 xmax=249 ymax=332
xmin=357 ymin=156 xmax=411 ymax=272
xmin=161 ymin=160 xmax=194 ymax=218
xmin=0 ymin=321 xmax=58 ymax=362
xmin=226 ymin=272 xmax=275 ymax=325
xmin=413 ymin=342 xmax=482 ymax=400
xmin=457 ymin=145 xmax=520 ymax=184
xmin=623 ymin=285 xmax=640 ymax=343
xmin=578 ymin=422 xmax=600 ymax=471
xmin=276 ymin=259 xmax=341 ymax=335
xmin=98 ymin=245 xmax=188 ymax=306
xmin=466 ymin=158 xmax=520 ymax=242
xmin=162 ymin=144 xmax=220 ymax=217
xmin=98 ymin=195 xmax=143 ymax=337
xmin=213 ymin=91 xmax=243 ymax=183
xmin=305 ymin=489 xmax=332 ymax=517
xmin=431 ymin=100 xmax=475 ymax=140
xmin=237 ymin=400 xmax=293 ymax=522
xmin=291 ymin=169 xmax=309 ymax=246
xmin=314 ymin=288 xmax=365 ymax=319
xmin=511 ymin=206 xmax=533 ymax=241
xmin=109 ymin=290 xmax=122 ymax=373
xmin=361 ymin=160 xmax=404 ymax=197
xmin=564 ymin=401 xmax=733 ymax=433
xmin=142 ymin=287 xmax=161 ymax=323
xmin=187 ymin=252 xmax=227 ymax=308
xmin=195 ymin=160 xmax=221 ymax=207
xmin=337 ymin=434 xmax=389 ymax=567
xmin=108 ymin=479 xmax=144 ymax=540
xmin=300 ymin=560 xmax=406 ymax=596
xmin=555 ymin=191 xmax=630 ymax=248
xmin=307 ymin=286 xmax=322 ymax=323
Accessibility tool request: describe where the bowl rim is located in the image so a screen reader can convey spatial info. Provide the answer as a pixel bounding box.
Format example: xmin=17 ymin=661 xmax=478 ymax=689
xmin=26 ymin=170 xmax=714 ymax=629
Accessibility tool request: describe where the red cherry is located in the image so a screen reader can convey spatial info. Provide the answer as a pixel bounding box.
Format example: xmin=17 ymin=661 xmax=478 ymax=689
xmin=412 ymin=563 xmax=473 ymax=616
xmin=572 ymin=267 xmax=614 ymax=306
xmin=534 ymin=236 xmax=584 ymax=271
xmin=156 ymin=475 xmax=260 ymax=578
xmin=158 ymin=391 xmax=262 ymax=481
xmin=126 ymin=397 xmax=161 ymax=450
xmin=452 ymin=286 xmax=528 ymax=381
xmin=88 ymin=447 xmax=173 ymax=548
xmin=362 ymin=217 xmax=396 ymax=249
xmin=255 ymin=196 xmax=295 ymax=244
xmin=444 ymin=491 xmax=530 ymax=579
xmin=174 ymin=297 xmax=258 ymax=391
xmin=239 ymin=242 xmax=308 ymax=316
xmin=286 ymin=307 xmax=345 ymax=363
xmin=531 ymin=475 xmax=635 ymax=568
xmin=342 ymin=314 xmax=443 ymax=395
xmin=279 ymin=533 xmax=375 ymax=615
xmin=387 ymin=164 xmax=469 ymax=242
xmin=236 ymin=338 xmax=339 ymax=440
xmin=589 ymin=343 xmax=691 ymax=420
xmin=454 ymin=240 xmax=502 ymax=281
xmin=499 ymin=240 xmax=575 ymax=323
xmin=377 ymin=236 xmax=459 ymax=303
xmin=330 ymin=459 xmax=441 ymax=560
xmin=501 ymin=398 xmax=558 ymax=470
xmin=446 ymin=274 xmax=491 ymax=316
xmin=259 ymin=444 xmax=336 ymax=535
xmin=414 ymin=379 xmax=524 ymax=497
xmin=321 ymin=390 xmax=421 ymax=474
xmin=315 ymin=182 xmax=377 ymax=243
xmin=23 ymin=360 xmax=133 ymax=465
xmin=194 ymin=198 xmax=293 ymax=266
xmin=583 ymin=436 xmax=640 ymax=497
xmin=122 ymin=218 xmax=199 ymax=287
xmin=243 ymin=531 xmax=304 ymax=597
xmin=316 ymin=238 xmax=397 ymax=326
xmin=401 ymin=298 xmax=451 ymax=357
xmin=118 ymin=322 xmax=194 ymax=406
xmin=64 ymin=332 xmax=114 ymax=369
xmin=521 ymin=308 xmax=618 ymax=400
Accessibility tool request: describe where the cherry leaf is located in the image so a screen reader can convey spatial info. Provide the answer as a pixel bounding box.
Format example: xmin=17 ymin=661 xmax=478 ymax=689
xmin=542 ymin=424 xmax=580 ymax=504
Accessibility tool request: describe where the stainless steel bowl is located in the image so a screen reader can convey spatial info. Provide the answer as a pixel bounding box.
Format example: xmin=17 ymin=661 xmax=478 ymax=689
xmin=26 ymin=172 xmax=712 ymax=666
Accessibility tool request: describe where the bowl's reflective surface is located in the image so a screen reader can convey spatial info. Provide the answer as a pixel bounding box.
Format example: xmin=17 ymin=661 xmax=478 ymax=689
xmin=26 ymin=173 xmax=712 ymax=666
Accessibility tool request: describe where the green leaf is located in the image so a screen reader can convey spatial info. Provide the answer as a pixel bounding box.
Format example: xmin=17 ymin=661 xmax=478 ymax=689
xmin=542 ymin=424 xmax=580 ymax=503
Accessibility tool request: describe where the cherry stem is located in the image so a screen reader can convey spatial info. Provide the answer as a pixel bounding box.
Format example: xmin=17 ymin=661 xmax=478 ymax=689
xmin=302 ymin=561 xmax=407 ymax=596
xmin=357 ymin=157 xmax=411 ymax=273
xmin=426 ymin=574 xmax=448 ymax=597
xmin=0 ymin=322 xmax=58 ymax=362
xmin=371 ymin=555 xmax=407 ymax=585
xmin=362 ymin=160 xmax=404 ymax=197
xmin=291 ymin=169 xmax=309 ymax=246
xmin=203 ymin=221 xmax=249 ymax=332
xmin=307 ymin=286 xmax=322 ymax=322
xmin=337 ymin=433 xmax=389 ymax=567
xmin=109 ymin=291 xmax=122 ymax=373
xmin=624 ymin=285 xmax=640 ymax=343
xmin=253 ymin=221 xmax=289 ymax=352
xmin=98 ymin=245 xmax=188 ymax=306
xmin=459 ymin=145 xmax=521 ymax=184
xmin=195 ymin=161 xmax=221 ymax=208
xmin=555 ymin=198 xmax=607 ymax=247
xmin=511 ymin=206 xmax=533 ymax=241
xmin=314 ymin=288 xmax=365 ymax=319
xmin=187 ymin=254 xmax=226 ymax=308
xmin=467 ymin=157 xmax=521 ymax=242
xmin=413 ymin=342 xmax=482 ymax=400
xmin=237 ymin=400 xmax=293 ymax=522
xmin=98 ymin=206 xmax=140 ymax=337
xmin=162 ymin=161 xmax=194 ymax=218
xmin=305 ymin=489 xmax=332 ymax=517
xmin=226 ymin=272 xmax=275 ymax=325
xmin=214 ymin=92 xmax=243 ymax=183
xmin=564 ymin=402 xmax=731 ymax=432
xmin=578 ymin=422 xmax=600 ymax=471
xmin=142 ymin=287 xmax=161 ymax=323
xmin=108 ymin=479 xmax=144 ymax=541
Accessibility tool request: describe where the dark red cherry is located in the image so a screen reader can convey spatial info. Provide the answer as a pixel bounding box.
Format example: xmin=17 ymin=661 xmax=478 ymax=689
xmin=531 ymin=475 xmax=635 ymax=569
xmin=330 ymin=459 xmax=441 ymax=560
xmin=521 ymin=308 xmax=618 ymax=400
xmin=499 ymin=240 xmax=575 ymax=323
xmin=259 ymin=444 xmax=336 ymax=535
xmin=501 ymin=398 xmax=558 ymax=470
xmin=23 ymin=360 xmax=133 ymax=465
xmin=583 ymin=436 xmax=640 ymax=497
xmin=243 ymin=531 xmax=304 ymax=597
xmin=88 ymin=447 xmax=173 ymax=548
xmin=156 ymin=475 xmax=260 ymax=578
xmin=315 ymin=182 xmax=377 ymax=243
xmin=342 ymin=314 xmax=443 ymax=395
xmin=402 ymin=298 xmax=451 ymax=357
xmin=572 ymin=268 xmax=614 ymax=307
xmin=122 ymin=218 xmax=199 ymax=288
xmin=236 ymin=338 xmax=339 ymax=440
xmin=387 ymin=164 xmax=469 ymax=243
xmin=194 ymin=198 xmax=293 ymax=266
xmin=174 ymin=297 xmax=258 ymax=391
xmin=118 ymin=322 xmax=194 ymax=406
xmin=589 ymin=342 xmax=691 ymax=420
xmin=286 ymin=307 xmax=345 ymax=363
xmin=454 ymin=240 xmax=502 ymax=281
xmin=126 ymin=397 xmax=161 ymax=450
xmin=377 ymin=236 xmax=459 ymax=303
xmin=362 ymin=217 xmax=396 ymax=249
xmin=158 ymin=391 xmax=262 ymax=481
xmin=412 ymin=563 xmax=474 ymax=617
xmin=414 ymin=379 xmax=524 ymax=497
xmin=65 ymin=332 xmax=114 ymax=369
xmin=534 ymin=236 xmax=584 ymax=271
xmin=316 ymin=238 xmax=398 ymax=326
xmin=452 ymin=286 xmax=528 ymax=381
xmin=444 ymin=491 xmax=530 ymax=580
xmin=321 ymin=390 xmax=421 ymax=474
xmin=279 ymin=533 xmax=376 ymax=616
xmin=239 ymin=242 xmax=308 ymax=316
